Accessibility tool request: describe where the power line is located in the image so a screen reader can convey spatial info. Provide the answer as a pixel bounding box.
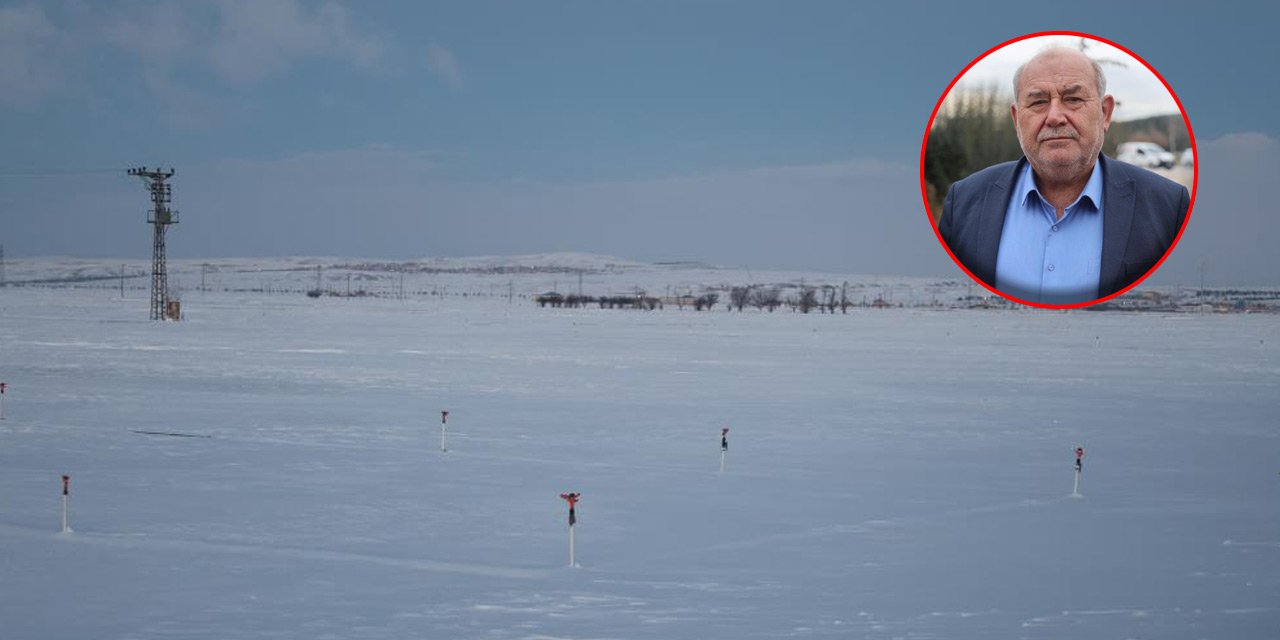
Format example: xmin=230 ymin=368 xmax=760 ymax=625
xmin=0 ymin=169 xmax=126 ymax=178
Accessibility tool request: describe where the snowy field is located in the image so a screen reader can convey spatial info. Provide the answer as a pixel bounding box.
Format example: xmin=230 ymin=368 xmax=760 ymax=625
xmin=1 ymin=260 xmax=1277 ymax=639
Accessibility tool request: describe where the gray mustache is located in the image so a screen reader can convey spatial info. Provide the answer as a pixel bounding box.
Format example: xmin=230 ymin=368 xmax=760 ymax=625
xmin=1038 ymin=126 xmax=1079 ymax=142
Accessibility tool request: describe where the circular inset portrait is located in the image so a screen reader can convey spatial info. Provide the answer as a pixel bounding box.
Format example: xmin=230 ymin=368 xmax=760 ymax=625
xmin=921 ymin=32 xmax=1195 ymax=308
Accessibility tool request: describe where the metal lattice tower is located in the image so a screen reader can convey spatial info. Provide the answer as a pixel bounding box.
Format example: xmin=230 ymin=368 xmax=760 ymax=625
xmin=127 ymin=167 xmax=179 ymax=320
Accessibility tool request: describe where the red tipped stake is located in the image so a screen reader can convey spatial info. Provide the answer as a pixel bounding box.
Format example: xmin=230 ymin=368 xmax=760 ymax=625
xmin=1072 ymin=447 xmax=1085 ymax=497
xmin=60 ymin=475 xmax=71 ymax=533
xmin=720 ymin=427 xmax=730 ymax=473
xmin=559 ymin=492 xmax=581 ymax=566
xmin=440 ymin=410 xmax=449 ymax=452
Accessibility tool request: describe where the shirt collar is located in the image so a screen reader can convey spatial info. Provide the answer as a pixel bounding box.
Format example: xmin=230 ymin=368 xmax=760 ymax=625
xmin=1016 ymin=156 xmax=1104 ymax=212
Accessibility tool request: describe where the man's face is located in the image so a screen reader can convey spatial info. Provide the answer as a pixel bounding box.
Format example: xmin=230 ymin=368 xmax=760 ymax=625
xmin=1012 ymin=50 xmax=1114 ymax=185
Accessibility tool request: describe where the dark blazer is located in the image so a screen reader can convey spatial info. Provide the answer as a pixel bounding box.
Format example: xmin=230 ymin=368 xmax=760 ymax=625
xmin=938 ymin=154 xmax=1189 ymax=299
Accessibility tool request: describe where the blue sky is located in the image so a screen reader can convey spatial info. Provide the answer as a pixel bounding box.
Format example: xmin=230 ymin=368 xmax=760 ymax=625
xmin=1 ymin=1 xmax=1278 ymax=284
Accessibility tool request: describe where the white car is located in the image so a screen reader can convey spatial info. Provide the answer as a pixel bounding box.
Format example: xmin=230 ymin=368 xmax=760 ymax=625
xmin=1116 ymin=141 xmax=1175 ymax=169
xmin=1179 ymin=148 xmax=1195 ymax=167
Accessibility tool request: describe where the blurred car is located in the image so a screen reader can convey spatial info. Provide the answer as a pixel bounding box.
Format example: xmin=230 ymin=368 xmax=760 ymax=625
xmin=1116 ymin=141 xmax=1175 ymax=169
xmin=1179 ymin=147 xmax=1195 ymax=167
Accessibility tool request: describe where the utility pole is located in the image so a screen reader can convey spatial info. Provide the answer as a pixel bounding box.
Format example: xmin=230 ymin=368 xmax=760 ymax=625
xmin=127 ymin=167 xmax=178 ymax=320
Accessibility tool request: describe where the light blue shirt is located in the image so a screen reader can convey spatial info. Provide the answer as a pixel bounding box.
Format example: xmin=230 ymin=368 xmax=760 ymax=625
xmin=995 ymin=160 xmax=1104 ymax=304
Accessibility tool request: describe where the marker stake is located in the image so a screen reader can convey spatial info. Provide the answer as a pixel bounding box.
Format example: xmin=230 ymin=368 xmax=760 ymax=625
xmin=440 ymin=410 xmax=449 ymax=452
xmin=559 ymin=492 xmax=580 ymax=567
xmin=1072 ymin=446 xmax=1085 ymax=497
xmin=719 ymin=427 xmax=729 ymax=473
xmin=61 ymin=475 xmax=71 ymax=533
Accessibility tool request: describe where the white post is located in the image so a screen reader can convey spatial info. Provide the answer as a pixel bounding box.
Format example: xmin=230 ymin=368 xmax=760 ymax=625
xmin=719 ymin=449 xmax=726 ymax=474
xmin=440 ymin=410 xmax=449 ymax=453
xmin=1072 ymin=468 xmax=1082 ymax=497
xmin=60 ymin=475 xmax=70 ymax=533
xmin=560 ymin=492 xmax=580 ymax=567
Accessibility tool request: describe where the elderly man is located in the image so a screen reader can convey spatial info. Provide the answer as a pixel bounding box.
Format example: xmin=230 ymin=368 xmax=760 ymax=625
xmin=938 ymin=46 xmax=1189 ymax=305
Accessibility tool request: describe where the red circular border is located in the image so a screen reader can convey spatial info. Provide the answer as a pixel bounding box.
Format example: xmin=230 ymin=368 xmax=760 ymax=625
xmin=920 ymin=31 xmax=1198 ymax=310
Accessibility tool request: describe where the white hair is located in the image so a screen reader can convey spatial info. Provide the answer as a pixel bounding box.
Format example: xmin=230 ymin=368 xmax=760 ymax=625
xmin=1012 ymin=46 xmax=1107 ymax=98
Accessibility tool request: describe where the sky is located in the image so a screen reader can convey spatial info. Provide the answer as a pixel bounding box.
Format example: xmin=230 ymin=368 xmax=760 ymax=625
xmin=1 ymin=1 xmax=1278 ymax=285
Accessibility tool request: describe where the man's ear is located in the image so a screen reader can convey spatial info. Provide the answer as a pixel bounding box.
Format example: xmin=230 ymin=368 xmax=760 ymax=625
xmin=1101 ymin=94 xmax=1115 ymax=131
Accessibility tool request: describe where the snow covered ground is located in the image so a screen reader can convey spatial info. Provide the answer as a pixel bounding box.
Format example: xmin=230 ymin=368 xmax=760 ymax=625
xmin=1 ymin=259 xmax=1277 ymax=639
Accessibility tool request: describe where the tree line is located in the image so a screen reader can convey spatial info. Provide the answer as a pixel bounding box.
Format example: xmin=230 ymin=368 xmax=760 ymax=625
xmin=537 ymin=282 xmax=858 ymax=314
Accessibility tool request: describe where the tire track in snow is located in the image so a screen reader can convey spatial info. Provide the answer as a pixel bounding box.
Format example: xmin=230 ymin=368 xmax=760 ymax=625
xmin=0 ymin=523 xmax=551 ymax=579
xmin=699 ymin=496 xmax=1064 ymax=553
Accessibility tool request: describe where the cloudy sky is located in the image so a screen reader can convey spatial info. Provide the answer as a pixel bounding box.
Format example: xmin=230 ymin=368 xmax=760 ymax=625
xmin=1 ymin=1 xmax=1277 ymax=285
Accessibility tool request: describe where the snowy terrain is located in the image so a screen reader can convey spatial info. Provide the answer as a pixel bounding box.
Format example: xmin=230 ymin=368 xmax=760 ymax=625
xmin=1 ymin=256 xmax=1277 ymax=639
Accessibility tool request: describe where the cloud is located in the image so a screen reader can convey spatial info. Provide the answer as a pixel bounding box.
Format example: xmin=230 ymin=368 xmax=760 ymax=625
xmin=97 ymin=3 xmax=226 ymax=126
xmin=206 ymin=0 xmax=384 ymax=86
xmin=1146 ymin=132 xmax=1280 ymax=287
xmin=3 ymin=143 xmax=943 ymax=275
xmin=102 ymin=3 xmax=190 ymax=60
xmin=0 ymin=4 xmax=71 ymax=108
xmin=161 ymin=148 xmax=951 ymax=275
xmin=484 ymin=160 xmax=948 ymax=274
xmin=425 ymin=43 xmax=463 ymax=90
xmin=160 ymin=136 xmax=1280 ymax=282
xmin=147 ymin=77 xmax=246 ymax=130
xmin=11 ymin=134 xmax=1278 ymax=286
xmin=1 ymin=0 xmax=388 ymax=116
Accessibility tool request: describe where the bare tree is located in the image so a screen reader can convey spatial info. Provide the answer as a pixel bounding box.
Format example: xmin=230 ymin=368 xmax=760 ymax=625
xmin=752 ymin=286 xmax=783 ymax=312
xmin=797 ymin=286 xmax=818 ymax=314
xmin=730 ymin=286 xmax=752 ymax=312
xmin=822 ymin=285 xmax=837 ymax=313
xmin=768 ymin=289 xmax=784 ymax=312
xmin=536 ymin=292 xmax=565 ymax=308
